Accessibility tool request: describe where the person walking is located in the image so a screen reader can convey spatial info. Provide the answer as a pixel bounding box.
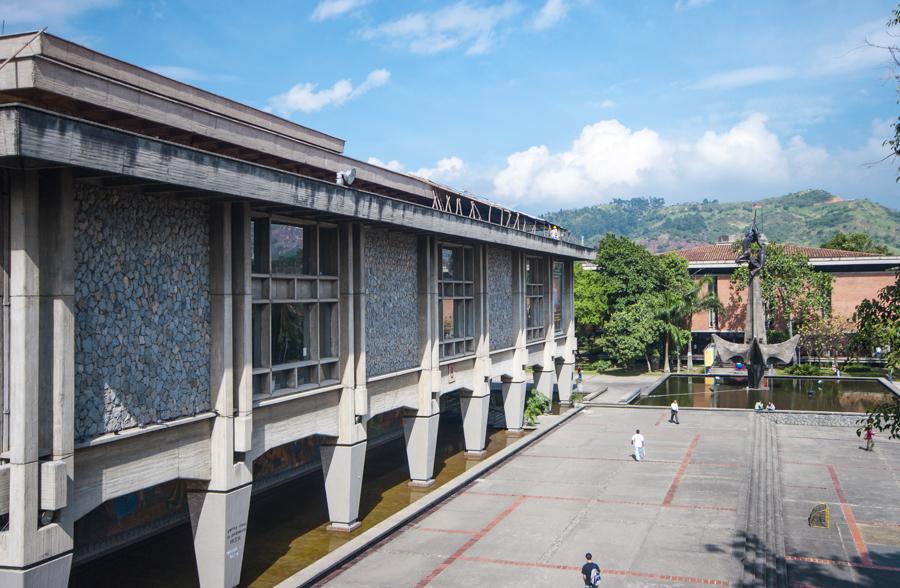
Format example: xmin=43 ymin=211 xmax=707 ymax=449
xmin=669 ymin=400 xmax=680 ymax=424
xmin=631 ymin=429 xmax=645 ymax=461
xmin=864 ymin=427 xmax=875 ymax=452
xmin=581 ymin=552 xmax=601 ymax=587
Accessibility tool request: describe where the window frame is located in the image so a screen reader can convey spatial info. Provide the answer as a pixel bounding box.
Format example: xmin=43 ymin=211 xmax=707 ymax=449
xmin=250 ymin=214 xmax=341 ymax=398
xmin=525 ymin=256 xmax=545 ymax=342
xmin=438 ymin=243 xmax=475 ymax=359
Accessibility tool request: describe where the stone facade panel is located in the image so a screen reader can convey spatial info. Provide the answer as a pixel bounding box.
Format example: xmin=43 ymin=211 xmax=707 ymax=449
xmin=73 ymin=185 xmax=211 ymax=441
xmin=488 ymin=247 xmax=515 ymax=350
xmin=365 ymin=229 xmax=419 ymax=377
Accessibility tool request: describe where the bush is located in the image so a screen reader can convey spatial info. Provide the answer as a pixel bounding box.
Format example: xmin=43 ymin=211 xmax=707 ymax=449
xmin=587 ymin=358 xmax=612 ymax=372
xmin=784 ymin=363 xmax=826 ymax=376
xmin=524 ymin=388 xmax=550 ymax=426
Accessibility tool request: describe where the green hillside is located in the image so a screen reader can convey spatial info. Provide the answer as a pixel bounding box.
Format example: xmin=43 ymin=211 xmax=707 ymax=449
xmin=544 ymin=190 xmax=900 ymax=254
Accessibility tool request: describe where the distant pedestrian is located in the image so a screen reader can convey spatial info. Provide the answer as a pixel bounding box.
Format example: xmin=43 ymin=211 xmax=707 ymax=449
xmin=577 ymin=366 xmax=583 ymax=382
xmin=754 ymin=400 xmax=764 ymax=412
xmin=669 ymin=400 xmax=680 ymax=424
xmin=864 ymin=427 xmax=875 ymax=452
xmin=875 ymin=346 xmax=883 ymax=360
xmin=631 ymin=429 xmax=645 ymax=461
xmin=766 ymin=402 xmax=776 ymax=412
xmin=581 ymin=552 xmax=601 ymax=587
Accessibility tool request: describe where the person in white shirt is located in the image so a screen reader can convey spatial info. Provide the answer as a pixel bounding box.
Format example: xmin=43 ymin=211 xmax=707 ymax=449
xmin=631 ymin=429 xmax=645 ymax=461
xmin=669 ymin=400 xmax=680 ymax=424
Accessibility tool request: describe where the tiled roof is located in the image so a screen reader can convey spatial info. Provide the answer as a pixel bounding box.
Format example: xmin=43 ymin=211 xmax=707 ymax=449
xmin=669 ymin=243 xmax=882 ymax=263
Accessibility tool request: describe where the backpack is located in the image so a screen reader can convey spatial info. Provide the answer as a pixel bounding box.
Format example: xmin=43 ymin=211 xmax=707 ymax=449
xmin=590 ymin=565 xmax=601 ymax=585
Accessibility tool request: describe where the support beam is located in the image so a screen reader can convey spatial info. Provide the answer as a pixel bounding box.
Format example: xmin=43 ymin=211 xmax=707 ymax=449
xmin=187 ymin=484 xmax=252 ymax=588
xmin=403 ymin=413 xmax=440 ymax=486
xmin=556 ymin=360 xmax=574 ymax=405
xmin=463 ymin=245 xmax=491 ymax=458
xmin=460 ymin=391 xmax=489 ymax=457
xmin=319 ymin=440 xmax=366 ymax=531
xmin=501 ymin=376 xmax=527 ymax=433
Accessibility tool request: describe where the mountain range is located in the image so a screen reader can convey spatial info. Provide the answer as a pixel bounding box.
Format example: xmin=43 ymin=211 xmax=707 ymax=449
xmin=542 ymin=190 xmax=900 ymax=254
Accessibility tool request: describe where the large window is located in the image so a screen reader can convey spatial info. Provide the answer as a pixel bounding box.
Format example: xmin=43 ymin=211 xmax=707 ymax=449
xmin=439 ymin=245 xmax=474 ymax=358
xmin=552 ymin=261 xmax=564 ymax=335
xmin=525 ymin=257 xmax=545 ymax=342
xmin=251 ymin=216 xmax=340 ymax=397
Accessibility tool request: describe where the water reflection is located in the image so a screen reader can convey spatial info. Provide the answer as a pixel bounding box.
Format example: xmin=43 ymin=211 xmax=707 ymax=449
xmin=70 ymin=418 xmax=525 ymax=588
xmin=634 ymin=376 xmax=894 ymax=413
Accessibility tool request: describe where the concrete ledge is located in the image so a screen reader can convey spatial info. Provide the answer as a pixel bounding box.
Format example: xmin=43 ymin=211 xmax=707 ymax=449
xmin=276 ymin=406 xmax=584 ymax=588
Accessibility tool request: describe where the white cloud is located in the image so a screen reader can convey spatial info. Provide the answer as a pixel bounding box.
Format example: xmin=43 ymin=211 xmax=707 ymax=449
xmin=695 ymin=65 xmax=795 ymax=90
xmin=493 ymin=120 xmax=669 ymax=204
xmin=367 ymin=157 xmax=405 ymax=172
xmin=362 ymin=1 xmax=522 ymax=55
xmin=0 ymin=0 xmax=117 ymax=23
xmin=491 ymin=114 xmax=896 ymax=208
xmin=808 ymin=19 xmax=895 ymax=77
xmin=311 ymin=0 xmax=370 ymax=22
xmin=675 ymin=0 xmax=713 ymax=10
xmin=532 ymin=0 xmax=568 ymax=30
xmin=149 ymin=65 xmax=235 ymax=83
xmin=598 ymin=99 xmax=616 ymax=109
xmin=267 ymin=69 xmax=390 ymax=116
xmin=414 ymin=156 xmax=467 ymax=183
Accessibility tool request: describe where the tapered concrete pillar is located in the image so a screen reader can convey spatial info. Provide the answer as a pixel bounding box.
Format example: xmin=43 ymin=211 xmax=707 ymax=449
xmin=556 ymin=361 xmax=574 ymax=405
xmin=403 ymin=413 xmax=440 ymax=486
xmin=501 ymin=377 xmax=527 ymax=433
xmin=533 ymin=367 xmax=555 ymax=403
xmin=320 ymin=440 xmax=367 ymax=531
xmin=0 ymin=553 xmax=73 ymax=588
xmin=460 ymin=390 xmax=490 ymax=457
xmin=187 ymin=484 xmax=252 ymax=588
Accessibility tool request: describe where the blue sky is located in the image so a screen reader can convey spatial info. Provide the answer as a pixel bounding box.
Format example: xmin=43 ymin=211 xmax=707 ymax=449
xmin=2 ymin=0 xmax=898 ymax=213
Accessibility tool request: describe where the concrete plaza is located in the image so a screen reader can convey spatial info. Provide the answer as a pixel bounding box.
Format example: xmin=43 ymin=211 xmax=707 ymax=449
xmin=318 ymin=407 xmax=900 ymax=587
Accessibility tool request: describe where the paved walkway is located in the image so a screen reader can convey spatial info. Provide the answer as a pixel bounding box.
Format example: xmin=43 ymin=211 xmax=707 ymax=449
xmin=318 ymin=407 xmax=900 ymax=587
xmin=580 ymin=373 xmax=662 ymax=403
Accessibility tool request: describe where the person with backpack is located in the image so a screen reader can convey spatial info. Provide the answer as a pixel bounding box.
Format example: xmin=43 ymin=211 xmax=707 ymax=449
xmin=581 ymin=552 xmax=601 ymax=587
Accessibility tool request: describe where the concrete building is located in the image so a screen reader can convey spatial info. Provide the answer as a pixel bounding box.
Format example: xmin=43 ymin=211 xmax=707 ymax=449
xmin=0 ymin=31 xmax=592 ymax=587
xmin=671 ymin=243 xmax=900 ymax=349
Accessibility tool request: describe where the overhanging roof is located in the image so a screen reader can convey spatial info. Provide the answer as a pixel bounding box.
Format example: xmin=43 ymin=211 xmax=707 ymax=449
xmin=0 ymin=104 xmax=594 ymax=260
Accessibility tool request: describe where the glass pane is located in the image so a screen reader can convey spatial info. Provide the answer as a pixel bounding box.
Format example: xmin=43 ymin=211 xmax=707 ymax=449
xmin=273 ymin=369 xmax=293 ymax=391
xmin=270 ymin=223 xmax=305 ymax=275
xmin=252 ymin=373 xmax=269 ymax=397
xmin=442 ymin=298 xmax=455 ymax=339
xmin=271 ymin=303 xmax=311 ymax=365
xmin=320 ymin=303 xmax=337 ymax=358
xmin=252 ymin=304 xmax=265 ymax=368
xmin=319 ymin=227 xmax=339 ymax=276
xmin=441 ymin=247 xmax=457 ymax=281
xmin=453 ymin=299 xmax=465 ymax=338
xmin=251 ymin=219 xmax=268 ymax=274
xmin=297 ymin=366 xmax=315 ymax=386
xmin=553 ymin=261 xmax=563 ymax=333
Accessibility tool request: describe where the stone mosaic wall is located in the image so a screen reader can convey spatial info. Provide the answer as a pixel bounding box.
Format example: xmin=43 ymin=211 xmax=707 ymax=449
xmin=74 ymin=185 xmax=211 ymax=441
xmin=365 ymin=229 xmax=419 ymax=377
xmin=488 ymin=247 xmax=515 ymax=350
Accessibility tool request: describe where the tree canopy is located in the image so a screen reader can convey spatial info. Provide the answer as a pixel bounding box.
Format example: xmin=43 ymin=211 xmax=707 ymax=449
xmin=820 ymin=232 xmax=890 ymax=255
xmin=730 ymin=243 xmax=832 ymax=337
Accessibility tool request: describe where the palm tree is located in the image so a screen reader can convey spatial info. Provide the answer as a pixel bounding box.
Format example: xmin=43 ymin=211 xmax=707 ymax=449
xmin=655 ymin=291 xmax=691 ymax=374
xmin=656 ymin=277 xmax=725 ymax=373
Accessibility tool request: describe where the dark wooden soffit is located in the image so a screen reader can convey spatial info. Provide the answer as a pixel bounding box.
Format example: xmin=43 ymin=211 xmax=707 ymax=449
xmin=0 ymin=105 xmax=594 ymax=260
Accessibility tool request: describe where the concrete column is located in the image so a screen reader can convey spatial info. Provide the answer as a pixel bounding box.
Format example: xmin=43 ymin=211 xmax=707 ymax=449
xmin=501 ymin=376 xmax=526 ymax=433
xmin=0 ymin=170 xmax=73 ymax=587
xmin=319 ymin=440 xmax=366 ymax=531
xmin=231 ymin=203 xmax=253 ymax=453
xmin=189 ymin=202 xmax=251 ymax=588
xmin=406 ymin=236 xmax=440 ymax=485
xmin=322 ymin=223 xmax=367 ymax=532
xmin=535 ymin=254 xmax=556 ymax=404
xmin=463 ymin=245 xmax=491 ymax=457
xmin=533 ymin=367 xmax=555 ymax=402
xmin=558 ymin=261 xmax=578 ymax=405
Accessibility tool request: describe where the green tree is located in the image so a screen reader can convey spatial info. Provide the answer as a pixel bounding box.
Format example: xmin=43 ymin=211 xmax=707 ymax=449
xmin=683 ymin=276 xmax=725 ymax=370
xmin=821 ymin=232 xmax=890 ymax=255
xmin=598 ymin=294 xmax=662 ymax=372
xmin=731 ymin=243 xmax=833 ymax=341
xmin=573 ymin=262 xmax=605 ymax=354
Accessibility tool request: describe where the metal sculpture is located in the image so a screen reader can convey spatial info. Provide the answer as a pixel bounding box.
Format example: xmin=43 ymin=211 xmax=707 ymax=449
xmin=712 ymin=216 xmax=799 ymax=388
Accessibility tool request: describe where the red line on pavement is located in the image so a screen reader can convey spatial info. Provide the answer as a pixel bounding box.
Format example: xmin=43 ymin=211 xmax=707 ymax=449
xmin=826 ymin=465 xmax=871 ymax=567
xmin=662 ymin=433 xmax=700 ymax=506
xmin=415 ymin=527 xmax=478 ymax=535
xmin=465 ymin=490 xmax=736 ymax=512
xmin=655 ymin=412 xmax=667 ymax=426
xmin=786 ymin=554 xmax=900 ymax=573
xmin=784 ymin=461 xmax=900 ymax=472
xmin=459 ymin=556 xmax=730 ymax=586
xmin=416 ymin=495 xmax=527 ymax=587
xmin=857 ymin=520 xmax=900 ymax=529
